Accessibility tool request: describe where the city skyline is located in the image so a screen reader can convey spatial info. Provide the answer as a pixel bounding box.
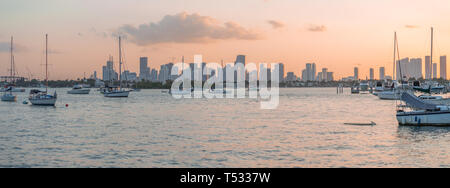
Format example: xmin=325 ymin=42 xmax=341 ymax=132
xmin=1 ymin=0 xmax=450 ymax=80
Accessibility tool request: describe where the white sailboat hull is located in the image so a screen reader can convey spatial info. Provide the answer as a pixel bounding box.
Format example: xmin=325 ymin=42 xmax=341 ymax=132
xmin=378 ymin=91 xmax=400 ymax=100
xmin=67 ymin=89 xmax=90 ymax=94
xmin=1 ymin=94 xmax=17 ymax=102
xmin=397 ymin=111 xmax=450 ymax=126
xmin=104 ymin=91 xmax=130 ymax=97
xmin=0 ymin=88 xmax=25 ymax=92
xmin=29 ymin=97 xmax=57 ymax=106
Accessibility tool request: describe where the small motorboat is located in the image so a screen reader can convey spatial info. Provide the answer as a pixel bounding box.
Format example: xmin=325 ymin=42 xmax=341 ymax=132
xmin=67 ymin=85 xmax=91 ymax=94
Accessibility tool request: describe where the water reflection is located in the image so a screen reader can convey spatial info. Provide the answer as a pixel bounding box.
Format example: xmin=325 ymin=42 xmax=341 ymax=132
xmin=1 ymin=88 xmax=450 ymax=167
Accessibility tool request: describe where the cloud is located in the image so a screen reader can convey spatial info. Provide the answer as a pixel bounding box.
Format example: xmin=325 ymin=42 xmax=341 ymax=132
xmin=0 ymin=42 xmax=27 ymax=53
xmin=90 ymin=28 xmax=108 ymax=38
xmin=267 ymin=20 xmax=284 ymax=29
xmin=116 ymin=12 xmax=263 ymax=45
xmin=405 ymin=25 xmax=419 ymax=29
xmin=308 ymin=25 xmax=327 ymax=32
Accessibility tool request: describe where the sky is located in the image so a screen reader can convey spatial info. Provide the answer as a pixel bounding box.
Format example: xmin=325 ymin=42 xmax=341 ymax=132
xmin=1 ymin=0 xmax=450 ymax=80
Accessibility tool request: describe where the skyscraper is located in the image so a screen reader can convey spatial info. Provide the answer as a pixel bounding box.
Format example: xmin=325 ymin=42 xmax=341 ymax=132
xmin=379 ymin=67 xmax=385 ymax=80
xmin=278 ymin=63 xmax=285 ymax=82
xmin=425 ymin=56 xmax=432 ymax=79
xmin=139 ymin=57 xmax=150 ymax=81
xmin=433 ymin=63 xmax=437 ymax=79
xmin=396 ymin=58 xmax=409 ymax=79
xmin=354 ymin=67 xmax=359 ymax=80
xmin=369 ymin=68 xmax=374 ymax=80
xmin=102 ymin=56 xmax=118 ymax=81
xmin=301 ymin=69 xmax=307 ymax=81
xmin=235 ymin=55 xmax=246 ymax=66
xmin=312 ymin=63 xmax=316 ymax=81
xmin=286 ymin=72 xmax=296 ymax=81
xmin=410 ymin=58 xmax=422 ymax=79
xmin=305 ymin=63 xmax=312 ymax=81
xmin=440 ymin=56 xmax=447 ymax=80
xmin=327 ymin=72 xmax=334 ymax=82
xmin=317 ymin=72 xmax=323 ymax=81
xmin=321 ymin=68 xmax=328 ymax=81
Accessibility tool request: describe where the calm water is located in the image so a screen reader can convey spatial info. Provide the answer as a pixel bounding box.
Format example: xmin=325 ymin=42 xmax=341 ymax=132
xmin=1 ymin=88 xmax=450 ymax=168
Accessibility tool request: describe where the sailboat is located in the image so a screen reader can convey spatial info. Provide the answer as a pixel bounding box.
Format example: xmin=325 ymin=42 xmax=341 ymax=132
xmin=396 ymin=27 xmax=450 ymax=126
xmin=104 ymin=36 xmax=130 ymax=97
xmin=1 ymin=36 xmax=18 ymax=102
xmin=378 ymin=32 xmax=412 ymax=100
xmin=29 ymin=34 xmax=57 ymax=106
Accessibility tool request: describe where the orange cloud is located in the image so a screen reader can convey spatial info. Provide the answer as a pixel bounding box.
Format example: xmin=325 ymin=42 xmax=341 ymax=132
xmin=308 ymin=25 xmax=327 ymax=32
xmin=117 ymin=12 xmax=264 ymax=45
xmin=267 ymin=20 xmax=285 ymax=29
xmin=405 ymin=25 xmax=420 ymax=29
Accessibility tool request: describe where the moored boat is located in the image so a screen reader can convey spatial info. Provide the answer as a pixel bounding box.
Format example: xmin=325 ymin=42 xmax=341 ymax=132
xmin=67 ymin=85 xmax=91 ymax=94
xmin=2 ymin=36 xmax=18 ymax=102
xmin=29 ymin=34 xmax=57 ymax=106
xmin=104 ymin=36 xmax=131 ymax=98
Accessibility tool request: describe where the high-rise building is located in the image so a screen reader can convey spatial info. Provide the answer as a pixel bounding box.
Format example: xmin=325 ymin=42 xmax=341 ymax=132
xmin=235 ymin=55 xmax=246 ymax=66
xmin=102 ymin=56 xmax=118 ymax=81
xmin=433 ymin=63 xmax=438 ymax=79
xmin=278 ymin=63 xmax=285 ymax=82
xmin=410 ymin=58 xmax=422 ymax=79
xmin=312 ymin=63 xmax=316 ymax=81
xmin=396 ymin=58 xmax=423 ymax=80
xmin=327 ymin=72 xmax=334 ymax=81
xmin=369 ymin=68 xmax=374 ymax=80
xmin=150 ymin=69 xmax=158 ymax=82
xmin=321 ymin=68 xmax=328 ymax=81
xmin=139 ymin=57 xmax=150 ymax=81
xmin=317 ymin=72 xmax=323 ymax=82
xmin=158 ymin=63 xmax=174 ymax=83
xmin=425 ymin=56 xmax=432 ymax=79
xmin=259 ymin=64 xmax=268 ymax=81
xmin=301 ymin=69 xmax=307 ymax=81
xmin=122 ymin=70 xmax=137 ymax=81
xmin=354 ymin=67 xmax=359 ymax=80
xmin=396 ymin=58 xmax=409 ymax=79
xmin=286 ymin=72 xmax=296 ymax=81
xmin=440 ymin=56 xmax=447 ymax=79
xmin=379 ymin=67 xmax=385 ymax=80
xmin=305 ymin=63 xmax=312 ymax=81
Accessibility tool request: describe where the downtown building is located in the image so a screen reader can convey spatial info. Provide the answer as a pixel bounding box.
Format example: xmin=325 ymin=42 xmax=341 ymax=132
xmin=396 ymin=57 xmax=423 ymax=80
xmin=441 ymin=56 xmax=447 ymax=79
xmin=379 ymin=67 xmax=385 ymax=80
xmin=139 ymin=57 xmax=151 ymax=81
xmin=302 ymin=63 xmax=316 ymax=81
xmin=102 ymin=56 xmax=118 ymax=81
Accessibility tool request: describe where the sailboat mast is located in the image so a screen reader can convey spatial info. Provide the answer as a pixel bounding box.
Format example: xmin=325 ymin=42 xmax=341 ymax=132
xmin=393 ymin=32 xmax=396 ymax=81
xmin=10 ymin=36 xmax=13 ymax=82
xmin=45 ymin=34 xmax=48 ymax=92
xmin=119 ymin=36 xmax=122 ymax=88
xmin=431 ymin=27 xmax=433 ymax=79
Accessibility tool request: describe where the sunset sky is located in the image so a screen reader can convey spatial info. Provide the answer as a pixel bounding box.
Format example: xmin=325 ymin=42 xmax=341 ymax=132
xmin=1 ymin=0 xmax=450 ymax=80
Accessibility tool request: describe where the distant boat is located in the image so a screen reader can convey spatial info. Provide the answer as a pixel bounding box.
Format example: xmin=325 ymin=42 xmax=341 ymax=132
xmin=0 ymin=87 xmax=25 ymax=92
xmin=413 ymin=81 xmax=445 ymax=94
xmin=378 ymin=81 xmax=411 ymax=100
xmin=351 ymin=84 xmax=359 ymax=94
xmin=104 ymin=36 xmax=130 ymax=98
xmin=360 ymin=81 xmax=369 ymax=92
xmin=2 ymin=36 xmax=17 ymax=102
xmin=29 ymin=34 xmax=57 ymax=106
xmin=67 ymin=84 xmax=91 ymax=94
